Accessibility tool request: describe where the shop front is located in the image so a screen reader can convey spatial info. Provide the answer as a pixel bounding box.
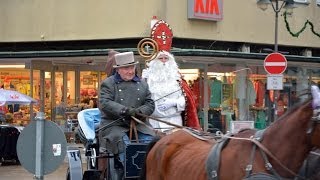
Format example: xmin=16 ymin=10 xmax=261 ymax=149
xmin=0 ymin=51 xmax=319 ymax=134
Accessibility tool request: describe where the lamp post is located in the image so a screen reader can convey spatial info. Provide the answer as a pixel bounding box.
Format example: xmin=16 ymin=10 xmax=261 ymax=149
xmin=257 ymin=0 xmax=295 ymax=52
xmin=256 ymin=0 xmax=295 ymax=123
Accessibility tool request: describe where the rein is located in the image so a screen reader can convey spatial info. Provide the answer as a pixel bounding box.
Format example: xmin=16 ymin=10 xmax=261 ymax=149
xmin=95 ymin=117 xmax=124 ymax=132
xmin=136 ymin=112 xmax=183 ymax=128
xmin=134 ymin=113 xmax=218 ymax=141
xmin=153 ymin=88 xmax=182 ymax=102
xmin=131 ymin=116 xmax=157 ymax=132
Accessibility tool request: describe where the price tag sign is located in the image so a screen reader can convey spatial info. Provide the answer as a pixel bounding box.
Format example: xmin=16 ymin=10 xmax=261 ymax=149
xmin=267 ymin=74 xmax=284 ymax=90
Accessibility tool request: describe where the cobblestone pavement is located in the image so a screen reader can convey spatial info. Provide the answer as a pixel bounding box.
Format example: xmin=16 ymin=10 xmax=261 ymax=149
xmin=0 ymin=143 xmax=85 ymax=180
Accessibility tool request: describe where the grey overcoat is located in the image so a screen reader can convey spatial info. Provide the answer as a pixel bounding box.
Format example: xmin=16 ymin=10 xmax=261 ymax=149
xmin=98 ymin=74 xmax=155 ymax=154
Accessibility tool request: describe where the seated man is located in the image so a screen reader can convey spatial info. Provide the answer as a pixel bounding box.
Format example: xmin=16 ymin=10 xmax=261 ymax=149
xmin=98 ymin=52 xmax=156 ymax=174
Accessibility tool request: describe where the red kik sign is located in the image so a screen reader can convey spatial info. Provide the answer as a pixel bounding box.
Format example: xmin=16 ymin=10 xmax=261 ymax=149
xmin=194 ymin=0 xmax=220 ymax=15
xmin=264 ymin=53 xmax=287 ymax=74
xmin=188 ymin=0 xmax=223 ymax=21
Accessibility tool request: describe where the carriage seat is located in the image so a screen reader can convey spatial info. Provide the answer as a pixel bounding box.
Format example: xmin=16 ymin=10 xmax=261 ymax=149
xmin=76 ymin=108 xmax=101 ymax=149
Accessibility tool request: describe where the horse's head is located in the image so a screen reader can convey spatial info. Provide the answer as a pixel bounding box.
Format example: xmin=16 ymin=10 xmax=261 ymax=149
xmin=309 ymin=85 xmax=320 ymax=148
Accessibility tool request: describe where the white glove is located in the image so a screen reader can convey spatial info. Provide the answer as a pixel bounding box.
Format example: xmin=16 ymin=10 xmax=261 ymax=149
xmin=157 ymin=98 xmax=177 ymax=111
xmin=141 ymin=69 xmax=149 ymax=79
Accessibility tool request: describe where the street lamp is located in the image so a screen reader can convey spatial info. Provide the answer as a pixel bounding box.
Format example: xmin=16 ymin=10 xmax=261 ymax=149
xmin=256 ymin=0 xmax=296 ymax=52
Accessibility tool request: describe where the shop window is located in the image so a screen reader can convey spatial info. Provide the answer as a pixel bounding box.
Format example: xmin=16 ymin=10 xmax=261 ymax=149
xmin=45 ymin=72 xmax=52 ymax=120
xmin=0 ymin=68 xmax=40 ymax=126
xmin=67 ymin=71 xmax=76 ymax=105
xmin=80 ymin=71 xmax=99 ymax=109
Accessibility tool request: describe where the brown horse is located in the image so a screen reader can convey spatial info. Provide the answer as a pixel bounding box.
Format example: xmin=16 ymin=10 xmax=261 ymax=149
xmin=141 ymin=97 xmax=320 ymax=180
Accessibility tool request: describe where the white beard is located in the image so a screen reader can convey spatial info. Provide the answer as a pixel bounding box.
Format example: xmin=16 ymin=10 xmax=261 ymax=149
xmin=147 ymin=59 xmax=181 ymax=100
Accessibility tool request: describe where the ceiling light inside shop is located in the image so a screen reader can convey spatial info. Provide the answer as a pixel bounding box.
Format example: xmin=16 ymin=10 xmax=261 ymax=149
xmin=180 ymin=69 xmax=199 ymax=74
xmin=45 ymin=72 xmax=51 ymax=79
xmin=207 ymin=72 xmax=234 ymax=77
xmin=0 ymin=64 xmax=25 ymax=68
xmin=180 ymin=69 xmax=199 ymax=82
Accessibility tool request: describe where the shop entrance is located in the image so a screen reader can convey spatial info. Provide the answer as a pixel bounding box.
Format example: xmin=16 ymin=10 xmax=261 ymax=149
xmin=29 ymin=59 xmax=106 ymax=132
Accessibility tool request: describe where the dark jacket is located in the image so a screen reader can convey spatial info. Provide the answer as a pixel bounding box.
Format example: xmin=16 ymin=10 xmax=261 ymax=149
xmin=98 ymin=73 xmax=155 ymax=154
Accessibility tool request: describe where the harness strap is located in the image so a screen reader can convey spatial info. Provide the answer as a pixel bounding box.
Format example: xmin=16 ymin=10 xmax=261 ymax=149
xmin=129 ymin=119 xmax=139 ymax=143
xmin=245 ymin=144 xmax=257 ymax=178
xmin=258 ymin=147 xmax=282 ymax=179
xmin=206 ymin=134 xmax=232 ymax=180
xmin=133 ymin=122 xmax=139 ymax=143
xmin=251 ymin=139 xmax=305 ymax=179
xmin=129 ymin=120 xmax=133 ymax=140
xmin=182 ymin=128 xmax=217 ymax=141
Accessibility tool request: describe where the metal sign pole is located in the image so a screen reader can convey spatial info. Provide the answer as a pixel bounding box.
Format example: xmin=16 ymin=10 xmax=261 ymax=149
xmin=274 ymin=90 xmax=278 ymax=121
xmin=35 ymin=112 xmax=45 ymax=180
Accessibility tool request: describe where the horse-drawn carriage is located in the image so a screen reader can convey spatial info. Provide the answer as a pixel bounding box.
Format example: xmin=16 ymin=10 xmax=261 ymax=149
xmin=66 ymin=108 xmax=150 ymax=180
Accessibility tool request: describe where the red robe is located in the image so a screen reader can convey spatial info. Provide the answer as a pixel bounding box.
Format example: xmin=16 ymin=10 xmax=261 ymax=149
xmin=181 ymin=79 xmax=201 ymax=130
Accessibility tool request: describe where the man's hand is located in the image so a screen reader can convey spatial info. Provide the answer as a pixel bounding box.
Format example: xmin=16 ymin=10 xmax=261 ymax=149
xmin=157 ymin=98 xmax=177 ymax=111
xmin=126 ymin=107 xmax=137 ymax=117
xmin=120 ymin=107 xmax=136 ymax=117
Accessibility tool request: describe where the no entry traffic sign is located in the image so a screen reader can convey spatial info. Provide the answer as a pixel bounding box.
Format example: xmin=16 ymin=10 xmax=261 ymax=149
xmin=264 ymin=53 xmax=287 ymax=74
